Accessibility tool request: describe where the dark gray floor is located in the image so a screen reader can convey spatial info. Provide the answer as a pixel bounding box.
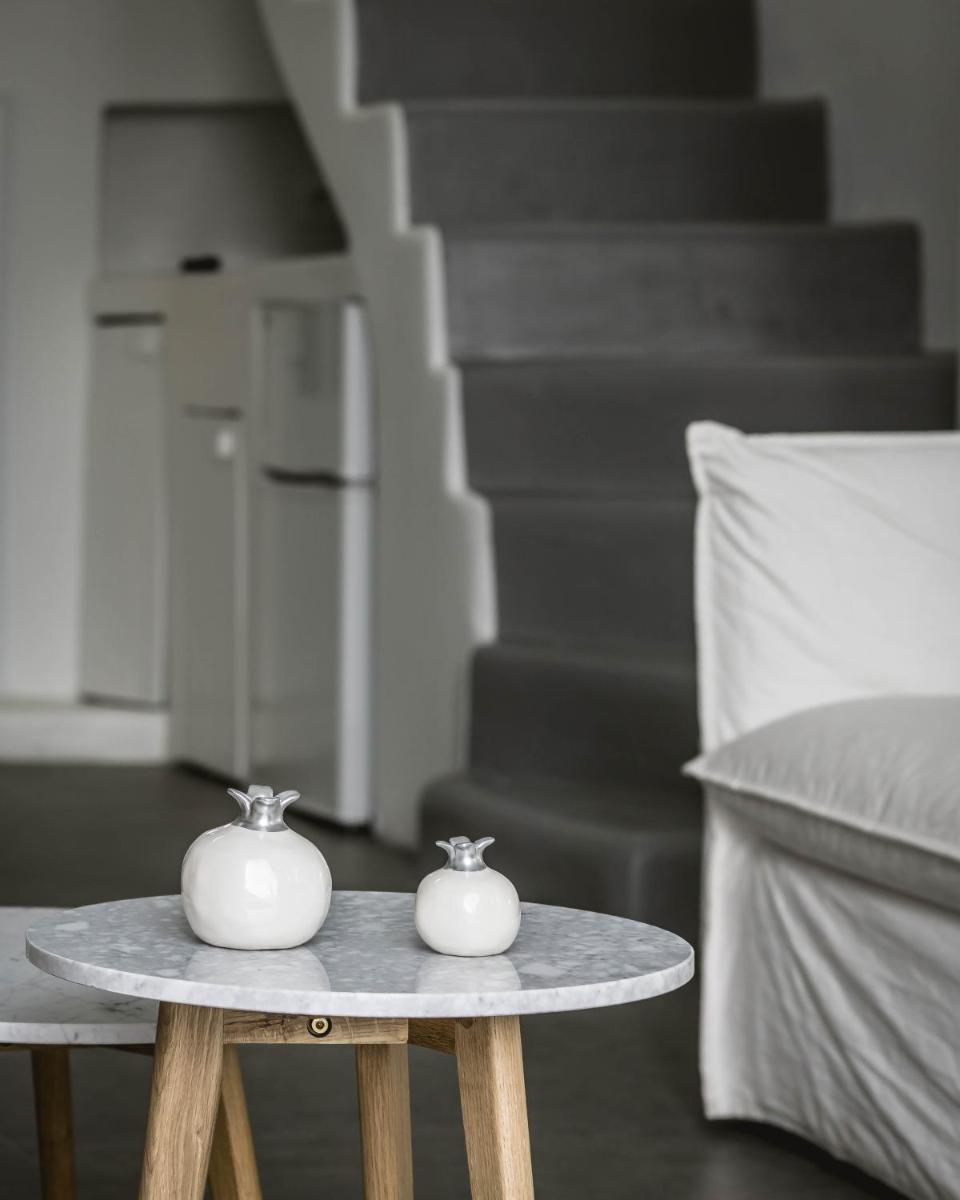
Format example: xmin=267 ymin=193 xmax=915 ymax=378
xmin=0 ymin=765 xmax=904 ymax=1199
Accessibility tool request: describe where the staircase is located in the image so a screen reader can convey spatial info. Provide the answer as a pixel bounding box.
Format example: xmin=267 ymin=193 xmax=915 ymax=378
xmin=261 ymin=0 xmax=956 ymax=909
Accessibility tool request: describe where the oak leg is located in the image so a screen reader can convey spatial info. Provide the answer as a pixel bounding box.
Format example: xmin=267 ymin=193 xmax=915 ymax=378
xmin=208 ymin=1045 xmax=263 ymax=1200
xmin=31 ymin=1047 xmax=76 ymax=1199
xmin=355 ymin=1043 xmax=414 ymax=1200
xmin=139 ymin=1003 xmax=224 ymax=1200
xmin=455 ymin=1016 xmax=535 ymax=1200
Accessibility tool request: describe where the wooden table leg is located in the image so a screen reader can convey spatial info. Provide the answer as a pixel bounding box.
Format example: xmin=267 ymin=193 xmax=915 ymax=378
xmin=31 ymin=1047 xmax=76 ymax=1199
xmin=139 ymin=1003 xmax=224 ymax=1200
xmin=455 ymin=1016 xmax=535 ymax=1200
xmin=208 ymin=1045 xmax=263 ymax=1200
xmin=355 ymin=1043 xmax=414 ymax=1200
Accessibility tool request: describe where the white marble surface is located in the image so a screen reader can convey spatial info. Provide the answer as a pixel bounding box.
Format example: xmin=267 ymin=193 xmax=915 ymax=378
xmin=1 ymin=908 xmax=156 ymax=1044
xmin=26 ymin=893 xmax=694 ymax=1019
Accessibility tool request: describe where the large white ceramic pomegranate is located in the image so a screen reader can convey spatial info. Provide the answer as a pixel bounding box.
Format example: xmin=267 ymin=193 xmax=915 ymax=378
xmin=182 ymin=784 xmax=331 ymax=950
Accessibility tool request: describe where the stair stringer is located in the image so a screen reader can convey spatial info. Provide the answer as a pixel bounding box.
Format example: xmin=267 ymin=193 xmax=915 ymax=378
xmin=258 ymin=0 xmax=496 ymax=846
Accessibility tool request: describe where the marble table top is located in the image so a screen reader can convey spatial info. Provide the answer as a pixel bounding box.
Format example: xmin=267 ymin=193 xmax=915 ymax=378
xmin=26 ymin=893 xmax=694 ymax=1019
xmin=1 ymin=908 xmax=156 ymax=1044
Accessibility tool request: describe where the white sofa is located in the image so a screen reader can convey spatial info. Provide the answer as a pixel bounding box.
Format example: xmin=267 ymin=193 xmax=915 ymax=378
xmin=685 ymin=422 xmax=960 ymax=1200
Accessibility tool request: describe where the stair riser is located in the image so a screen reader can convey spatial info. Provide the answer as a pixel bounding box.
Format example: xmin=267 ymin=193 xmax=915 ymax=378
xmin=463 ymin=357 xmax=957 ymax=496
xmin=421 ymin=777 xmax=702 ymax=938
xmin=408 ymin=103 xmax=826 ymax=226
xmin=470 ymin=647 xmax=697 ymax=788
xmin=493 ymin=500 xmax=694 ymax=654
xmin=356 ymin=0 xmax=755 ymax=101
xmin=446 ymin=228 xmax=920 ymax=358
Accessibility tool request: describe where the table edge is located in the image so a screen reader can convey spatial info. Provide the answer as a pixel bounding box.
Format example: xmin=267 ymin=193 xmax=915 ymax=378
xmin=0 ymin=1020 xmax=157 ymax=1046
xmin=27 ymin=939 xmax=694 ymax=1019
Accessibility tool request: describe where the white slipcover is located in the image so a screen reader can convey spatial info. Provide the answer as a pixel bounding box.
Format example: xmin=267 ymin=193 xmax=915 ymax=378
xmin=700 ymin=800 xmax=960 ymax=1199
xmin=687 ymin=423 xmax=960 ymax=1200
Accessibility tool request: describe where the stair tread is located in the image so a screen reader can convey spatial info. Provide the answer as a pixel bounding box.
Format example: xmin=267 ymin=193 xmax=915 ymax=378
xmin=490 ymin=630 xmax=696 ymax=662
xmin=426 ymin=770 xmax=702 ymax=834
xmin=405 ymin=97 xmax=823 ymax=115
xmin=478 ymin=639 xmax=696 ymax=676
xmin=493 ymin=495 xmax=693 ymax=509
xmin=445 ymin=220 xmax=914 ymax=240
xmin=458 ymin=348 xmax=950 ymax=364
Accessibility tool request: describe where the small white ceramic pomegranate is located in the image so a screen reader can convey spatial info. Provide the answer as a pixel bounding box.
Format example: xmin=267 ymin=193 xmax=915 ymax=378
xmin=181 ymin=784 xmax=331 ymax=950
xmin=415 ymin=836 xmax=521 ymax=957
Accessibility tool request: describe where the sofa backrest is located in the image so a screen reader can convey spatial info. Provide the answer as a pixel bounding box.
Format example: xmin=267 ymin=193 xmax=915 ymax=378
xmin=686 ymin=421 xmax=960 ymax=750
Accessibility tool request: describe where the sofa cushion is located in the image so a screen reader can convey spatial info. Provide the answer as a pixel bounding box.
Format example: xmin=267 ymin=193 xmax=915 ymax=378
xmin=686 ymin=696 xmax=960 ymax=911
xmin=686 ymin=422 xmax=960 ymax=751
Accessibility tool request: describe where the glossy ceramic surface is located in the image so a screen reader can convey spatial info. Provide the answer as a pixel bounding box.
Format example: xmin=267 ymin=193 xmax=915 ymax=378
xmin=416 ymin=857 xmax=521 ymax=956
xmin=182 ymin=825 xmax=331 ymax=950
xmin=181 ymin=784 xmax=332 ymax=950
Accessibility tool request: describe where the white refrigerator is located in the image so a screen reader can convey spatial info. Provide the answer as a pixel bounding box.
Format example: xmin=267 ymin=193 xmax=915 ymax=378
xmin=170 ymin=301 xmax=374 ymax=825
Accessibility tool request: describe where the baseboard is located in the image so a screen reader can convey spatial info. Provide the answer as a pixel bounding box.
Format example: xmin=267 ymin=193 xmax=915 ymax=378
xmin=0 ymin=698 xmax=170 ymax=762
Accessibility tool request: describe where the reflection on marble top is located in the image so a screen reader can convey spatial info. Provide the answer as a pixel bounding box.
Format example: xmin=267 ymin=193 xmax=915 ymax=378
xmin=27 ymin=893 xmax=694 ymax=1019
xmin=1 ymin=908 xmax=156 ymax=1044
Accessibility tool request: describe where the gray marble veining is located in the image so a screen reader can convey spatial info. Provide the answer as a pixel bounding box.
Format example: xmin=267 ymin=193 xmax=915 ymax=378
xmin=26 ymin=893 xmax=693 ymax=1019
xmin=1 ymin=908 xmax=156 ymax=1044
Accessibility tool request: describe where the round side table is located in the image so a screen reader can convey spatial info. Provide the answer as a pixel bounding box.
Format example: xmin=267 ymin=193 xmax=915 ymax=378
xmin=3 ymin=907 xmax=258 ymax=1200
xmin=27 ymin=891 xmax=694 ymax=1199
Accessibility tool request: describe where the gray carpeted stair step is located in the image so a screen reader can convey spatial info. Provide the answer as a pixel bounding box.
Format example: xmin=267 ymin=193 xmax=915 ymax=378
xmin=462 ymin=354 xmax=957 ymax=496
xmin=356 ymin=0 xmax=755 ymax=102
xmin=471 ymin=643 xmax=697 ymax=789
xmin=407 ymin=99 xmax=827 ymax=225
xmin=421 ymin=771 xmax=703 ymax=940
xmin=444 ymin=223 xmax=920 ymax=357
xmin=492 ymin=497 xmax=694 ymax=655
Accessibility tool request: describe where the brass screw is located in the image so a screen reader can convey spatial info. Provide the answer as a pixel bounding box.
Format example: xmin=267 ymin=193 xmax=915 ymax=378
xmin=307 ymin=1016 xmax=332 ymax=1039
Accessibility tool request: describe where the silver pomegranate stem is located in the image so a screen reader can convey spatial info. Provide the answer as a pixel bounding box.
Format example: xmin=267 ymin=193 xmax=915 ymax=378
xmin=435 ymin=835 xmax=495 ymax=872
xmin=228 ymin=784 xmax=300 ymax=832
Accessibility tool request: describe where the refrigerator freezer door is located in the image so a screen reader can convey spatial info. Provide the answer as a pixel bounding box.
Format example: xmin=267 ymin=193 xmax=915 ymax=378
xmin=81 ymin=319 xmax=168 ymax=705
xmin=259 ymin=301 xmax=373 ymax=481
xmin=251 ymin=477 xmax=372 ymax=825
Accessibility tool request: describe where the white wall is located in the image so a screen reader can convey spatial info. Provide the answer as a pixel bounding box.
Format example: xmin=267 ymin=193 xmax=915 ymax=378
xmin=759 ymin=0 xmax=960 ymax=350
xmin=0 ymin=0 xmax=282 ymax=699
